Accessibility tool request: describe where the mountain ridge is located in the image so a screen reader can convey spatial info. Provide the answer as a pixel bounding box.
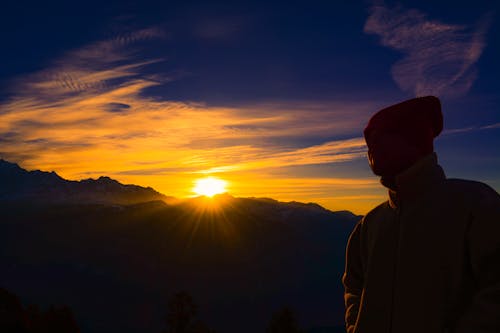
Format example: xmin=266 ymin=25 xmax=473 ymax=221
xmin=0 ymin=158 xmax=173 ymax=205
xmin=0 ymin=158 xmax=358 ymax=219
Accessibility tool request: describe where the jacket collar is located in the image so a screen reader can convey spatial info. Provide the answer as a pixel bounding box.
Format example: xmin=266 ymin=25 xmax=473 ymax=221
xmin=382 ymin=153 xmax=446 ymax=209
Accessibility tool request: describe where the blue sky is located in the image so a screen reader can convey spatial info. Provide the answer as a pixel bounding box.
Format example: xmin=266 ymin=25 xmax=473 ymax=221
xmin=0 ymin=0 xmax=498 ymax=214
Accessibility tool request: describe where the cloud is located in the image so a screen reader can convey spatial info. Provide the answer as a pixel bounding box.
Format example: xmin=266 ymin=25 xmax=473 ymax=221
xmin=105 ymin=102 xmax=132 ymax=113
xmin=0 ymin=58 xmax=370 ymax=178
xmin=194 ymin=137 xmax=367 ymax=174
xmin=483 ymin=122 xmax=500 ymax=130
xmin=0 ymin=27 xmax=379 ymax=213
xmin=443 ymin=122 xmax=500 ymax=135
xmin=5 ymin=27 xmax=166 ymax=103
xmin=364 ymin=4 xmax=490 ymax=97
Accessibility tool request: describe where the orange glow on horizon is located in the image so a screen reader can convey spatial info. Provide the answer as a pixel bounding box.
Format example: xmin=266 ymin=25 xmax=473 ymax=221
xmin=0 ymin=30 xmax=387 ymax=216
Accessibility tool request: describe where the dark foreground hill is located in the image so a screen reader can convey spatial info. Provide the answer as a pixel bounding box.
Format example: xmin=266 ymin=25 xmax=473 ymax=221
xmin=0 ymin=160 xmax=359 ymax=333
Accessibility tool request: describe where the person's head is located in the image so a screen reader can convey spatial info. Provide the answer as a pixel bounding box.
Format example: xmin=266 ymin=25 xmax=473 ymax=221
xmin=364 ymin=96 xmax=443 ymax=177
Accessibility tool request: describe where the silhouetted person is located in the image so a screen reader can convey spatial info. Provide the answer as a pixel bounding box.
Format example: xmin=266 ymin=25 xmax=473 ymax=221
xmin=342 ymin=96 xmax=500 ymax=333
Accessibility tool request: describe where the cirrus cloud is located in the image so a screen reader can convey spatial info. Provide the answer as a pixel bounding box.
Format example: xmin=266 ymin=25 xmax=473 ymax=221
xmin=364 ymin=4 xmax=491 ymax=97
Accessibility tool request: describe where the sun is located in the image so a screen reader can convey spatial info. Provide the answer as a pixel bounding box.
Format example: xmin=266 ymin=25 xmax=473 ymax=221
xmin=192 ymin=177 xmax=228 ymax=197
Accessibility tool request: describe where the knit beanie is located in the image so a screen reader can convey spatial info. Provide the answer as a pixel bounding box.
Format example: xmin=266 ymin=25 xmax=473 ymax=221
xmin=364 ymin=96 xmax=443 ymax=155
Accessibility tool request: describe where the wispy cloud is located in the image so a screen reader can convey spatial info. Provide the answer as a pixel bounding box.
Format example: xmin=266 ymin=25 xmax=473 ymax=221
xmin=443 ymin=122 xmax=500 ymax=135
xmin=5 ymin=27 xmax=166 ymax=103
xmin=364 ymin=4 xmax=490 ymax=97
xmin=195 ymin=137 xmax=367 ymax=174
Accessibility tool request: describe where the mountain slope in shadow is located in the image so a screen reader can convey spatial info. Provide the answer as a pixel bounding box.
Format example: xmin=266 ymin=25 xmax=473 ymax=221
xmin=0 ymin=160 xmax=359 ymax=333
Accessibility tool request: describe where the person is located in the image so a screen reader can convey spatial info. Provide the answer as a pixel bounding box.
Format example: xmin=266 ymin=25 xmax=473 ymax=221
xmin=342 ymin=96 xmax=500 ymax=333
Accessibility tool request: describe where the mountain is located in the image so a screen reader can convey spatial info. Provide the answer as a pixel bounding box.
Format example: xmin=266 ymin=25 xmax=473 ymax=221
xmin=0 ymin=159 xmax=172 ymax=204
xmin=0 ymin=160 xmax=360 ymax=333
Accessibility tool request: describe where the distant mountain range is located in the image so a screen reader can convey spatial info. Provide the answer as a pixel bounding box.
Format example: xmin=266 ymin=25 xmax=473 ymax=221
xmin=0 ymin=159 xmax=171 ymax=204
xmin=0 ymin=159 xmax=360 ymax=333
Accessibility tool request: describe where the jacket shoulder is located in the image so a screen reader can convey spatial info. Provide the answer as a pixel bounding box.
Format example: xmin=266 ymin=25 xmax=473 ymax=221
xmin=362 ymin=200 xmax=392 ymax=226
xmin=443 ymin=178 xmax=500 ymax=201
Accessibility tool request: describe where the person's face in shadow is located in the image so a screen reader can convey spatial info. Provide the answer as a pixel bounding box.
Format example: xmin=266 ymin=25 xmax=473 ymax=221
xmin=366 ymin=129 xmax=422 ymax=178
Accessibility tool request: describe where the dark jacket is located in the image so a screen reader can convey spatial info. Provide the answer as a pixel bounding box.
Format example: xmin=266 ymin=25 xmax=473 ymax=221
xmin=343 ymin=153 xmax=500 ymax=333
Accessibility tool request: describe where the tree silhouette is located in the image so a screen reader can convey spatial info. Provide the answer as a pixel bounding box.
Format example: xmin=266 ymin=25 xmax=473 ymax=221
xmin=162 ymin=291 xmax=216 ymax=333
xmin=43 ymin=305 xmax=80 ymax=333
xmin=0 ymin=288 xmax=29 ymax=333
xmin=25 ymin=304 xmax=43 ymax=333
xmin=164 ymin=291 xmax=197 ymax=333
xmin=0 ymin=288 xmax=80 ymax=333
xmin=266 ymin=306 xmax=303 ymax=333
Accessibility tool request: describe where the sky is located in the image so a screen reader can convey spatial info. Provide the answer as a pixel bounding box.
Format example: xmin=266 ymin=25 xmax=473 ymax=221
xmin=0 ymin=0 xmax=499 ymax=214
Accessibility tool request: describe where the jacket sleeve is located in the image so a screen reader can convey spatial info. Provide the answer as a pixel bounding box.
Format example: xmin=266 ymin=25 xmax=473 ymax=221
xmin=454 ymin=186 xmax=500 ymax=333
xmin=342 ymin=220 xmax=364 ymax=333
